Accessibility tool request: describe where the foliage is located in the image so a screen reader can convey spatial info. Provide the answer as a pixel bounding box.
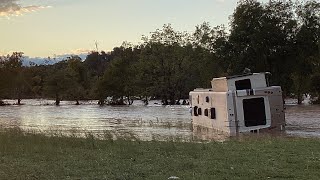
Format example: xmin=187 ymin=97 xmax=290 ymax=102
xmin=99 ymin=46 xmax=139 ymax=105
xmin=0 ymin=52 xmax=28 ymax=104
xmin=43 ymin=61 xmax=77 ymax=105
xmin=220 ymin=0 xmax=320 ymax=103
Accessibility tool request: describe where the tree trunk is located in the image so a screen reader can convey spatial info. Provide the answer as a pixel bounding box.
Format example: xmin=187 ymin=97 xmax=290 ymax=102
xmin=119 ymin=97 xmax=124 ymax=105
xmin=297 ymin=76 xmax=303 ymax=105
xmin=297 ymin=94 xmax=302 ymax=104
xmin=126 ymin=95 xmax=133 ymax=105
xmin=17 ymin=91 xmax=22 ymax=105
xmin=143 ymin=96 xmax=148 ymax=105
xmin=162 ymin=99 xmax=169 ymax=105
xmin=175 ymin=99 xmax=181 ymax=105
xmin=98 ymin=99 xmax=105 ymax=106
xmin=55 ymin=93 xmax=60 ymax=106
xmin=169 ymin=93 xmax=175 ymax=105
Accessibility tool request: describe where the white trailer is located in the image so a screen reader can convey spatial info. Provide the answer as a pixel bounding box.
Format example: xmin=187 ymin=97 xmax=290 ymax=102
xmin=190 ymin=72 xmax=285 ymax=136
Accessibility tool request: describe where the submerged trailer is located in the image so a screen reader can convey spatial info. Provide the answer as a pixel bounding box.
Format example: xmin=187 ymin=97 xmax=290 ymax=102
xmin=190 ymin=72 xmax=285 ymax=136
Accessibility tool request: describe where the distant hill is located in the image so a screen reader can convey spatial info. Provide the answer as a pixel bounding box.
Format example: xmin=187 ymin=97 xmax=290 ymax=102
xmin=22 ymin=53 xmax=88 ymax=66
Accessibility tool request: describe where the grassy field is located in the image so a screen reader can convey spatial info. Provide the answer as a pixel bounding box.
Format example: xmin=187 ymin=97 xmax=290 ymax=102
xmin=0 ymin=129 xmax=320 ymax=180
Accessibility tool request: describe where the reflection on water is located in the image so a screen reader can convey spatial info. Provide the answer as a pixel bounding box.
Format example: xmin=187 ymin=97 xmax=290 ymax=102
xmin=0 ymin=99 xmax=193 ymax=141
xmin=285 ymin=104 xmax=320 ymax=137
xmin=192 ymin=125 xmax=230 ymax=142
xmin=0 ymin=99 xmax=320 ymax=141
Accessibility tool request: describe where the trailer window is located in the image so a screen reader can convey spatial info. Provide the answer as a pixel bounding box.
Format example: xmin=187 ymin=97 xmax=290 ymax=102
xmin=204 ymin=109 xmax=208 ymax=116
xmin=205 ymin=96 xmax=210 ymax=103
xmin=211 ymin=108 xmax=216 ymax=119
xmin=194 ymin=106 xmax=198 ymax=116
xmin=235 ymin=79 xmax=251 ymax=90
xmin=243 ymin=98 xmax=266 ymax=127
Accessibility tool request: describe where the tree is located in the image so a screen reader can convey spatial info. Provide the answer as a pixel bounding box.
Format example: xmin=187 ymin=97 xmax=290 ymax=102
xmin=65 ymin=56 xmax=87 ymax=105
xmin=292 ymin=0 xmax=320 ymax=103
xmin=0 ymin=56 xmax=9 ymax=104
xmin=219 ymin=0 xmax=305 ymax=99
xmin=83 ymin=51 xmax=111 ymax=104
xmin=98 ymin=46 xmax=139 ymax=105
xmin=0 ymin=52 xmax=28 ymax=105
xmin=310 ymin=73 xmax=320 ymax=103
xmin=138 ymin=25 xmax=194 ymax=105
xmin=43 ymin=61 xmax=76 ymax=105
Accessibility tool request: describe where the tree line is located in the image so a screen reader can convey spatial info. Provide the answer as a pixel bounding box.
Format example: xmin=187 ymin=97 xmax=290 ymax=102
xmin=0 ymin=0 xmax=319 ymax=105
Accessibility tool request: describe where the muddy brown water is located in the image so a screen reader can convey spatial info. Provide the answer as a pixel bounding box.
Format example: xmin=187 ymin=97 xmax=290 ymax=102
xmin=0 ymin=99 xmax=319 ymax=141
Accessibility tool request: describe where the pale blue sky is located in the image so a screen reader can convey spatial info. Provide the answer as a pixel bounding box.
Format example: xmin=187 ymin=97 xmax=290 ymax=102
xmin=0 ymin=0 xmax=268 ymax=57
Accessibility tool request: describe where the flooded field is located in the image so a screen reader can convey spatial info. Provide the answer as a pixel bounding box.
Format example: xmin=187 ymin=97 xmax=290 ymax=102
xmin=0 ymin=99 xmax=319 ymax=141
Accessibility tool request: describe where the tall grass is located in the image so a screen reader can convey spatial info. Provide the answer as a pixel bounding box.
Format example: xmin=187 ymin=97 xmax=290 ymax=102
xmin=0 ymin=128 xmax=320 ymax=179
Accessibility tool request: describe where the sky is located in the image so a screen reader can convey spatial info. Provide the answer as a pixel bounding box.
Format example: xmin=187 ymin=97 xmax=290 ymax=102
xmin=0 ymin=0 xmax=269 ymax=58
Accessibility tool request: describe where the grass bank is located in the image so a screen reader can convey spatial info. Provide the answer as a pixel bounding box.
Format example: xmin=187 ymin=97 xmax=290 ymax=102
xmin=0 ymin=129 xmax=319 ymax=180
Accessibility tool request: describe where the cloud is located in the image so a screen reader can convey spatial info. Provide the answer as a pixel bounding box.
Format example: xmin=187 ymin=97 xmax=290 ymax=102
xmin=0 ymin=0 xmax=50 ymax=17
xmin=69 ymin=48 xmax=91 ymax=55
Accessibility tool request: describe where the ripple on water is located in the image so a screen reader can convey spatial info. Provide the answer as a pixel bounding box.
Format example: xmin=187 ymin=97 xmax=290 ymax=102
xmin=0 ymin=99 xmax=320 ymax=141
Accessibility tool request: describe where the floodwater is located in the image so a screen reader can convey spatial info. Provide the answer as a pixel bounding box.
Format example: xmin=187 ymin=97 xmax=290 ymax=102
xmin=0 ymin=99 xmax=319 ymax=141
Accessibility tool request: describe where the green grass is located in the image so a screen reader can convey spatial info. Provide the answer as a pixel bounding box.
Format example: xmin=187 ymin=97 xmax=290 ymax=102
xmin=0 ymin=128 xmax=320 ymax=180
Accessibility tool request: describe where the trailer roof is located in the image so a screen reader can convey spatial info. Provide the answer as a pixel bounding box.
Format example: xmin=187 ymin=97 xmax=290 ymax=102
xmin=226 ymin=73 xmax=254 ymax=79
xmin=225 ymin=72 xmax=271 ymax=80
